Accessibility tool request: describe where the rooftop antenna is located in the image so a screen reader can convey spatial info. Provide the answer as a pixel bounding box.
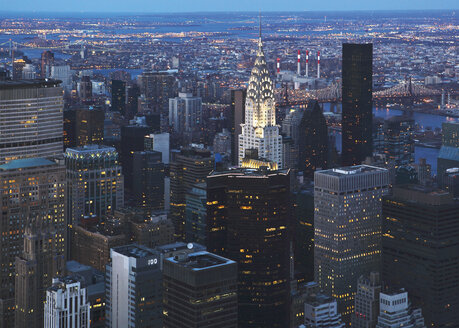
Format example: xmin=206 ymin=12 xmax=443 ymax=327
xmin=258 ymin=11 xmax=262 ymax=40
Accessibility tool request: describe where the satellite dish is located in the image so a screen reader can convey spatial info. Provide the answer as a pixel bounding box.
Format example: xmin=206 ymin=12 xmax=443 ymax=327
xmin=187 ymin=243 xmax=193 ymax=250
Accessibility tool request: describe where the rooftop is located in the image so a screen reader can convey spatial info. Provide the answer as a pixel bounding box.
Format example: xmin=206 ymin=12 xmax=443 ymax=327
xmin=0 ymin=158 xmax=56 ymax=171
xmin=318 ymin=165 xmax=386 ymax=177
xmin=113 ymin=244 xmax=157 ymax=259
xmin=0 ymin=79 xmax=61 ymax=90
xmin=166 ymin=251 xmax=235 ymax=271
xmin=208 ymin=167 xmax=289 ymax=178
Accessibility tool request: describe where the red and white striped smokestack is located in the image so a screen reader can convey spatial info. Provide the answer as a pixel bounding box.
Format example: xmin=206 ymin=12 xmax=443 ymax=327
xmin=297 ymin=50 xmax=301 ymax=76
xmin=277 ymin=57 xmax=280 ymax=74
xmin=317 ymin=50 xmax=320 ymax=79
xmin=305 ymin=50 xmax=309 ymax=77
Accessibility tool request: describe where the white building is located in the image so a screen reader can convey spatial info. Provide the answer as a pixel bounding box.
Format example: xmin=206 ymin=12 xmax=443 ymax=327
xmin=145 ymin=132 xmax=170 ymax=164
xmin=44 ymin=277 xmax=90 ymax=328
xmin=106 ymin=244 xmax=163 ymax=328
xmin=50 ymin=65 xmax=72 ymax=91
xmin=21 ymin=63 xmax=36 ymax=79
xmin=376 ymin=290 xmax=426 ymax=328
xmin=303 ymin=294 xmax=345 ymax=328
xmin=169 ymin=92 xmax=202 ymax=132
xmin=238 ymin=35 xmax=282 ymax=167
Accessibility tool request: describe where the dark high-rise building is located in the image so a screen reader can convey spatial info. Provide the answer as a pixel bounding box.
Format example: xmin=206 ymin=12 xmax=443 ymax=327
xmin=352 ymin=272 xmax=381 ymax=328
xmin=207 ymin=168 xmax=292 ymax=327
xmin=120 ymin=125 xmax=152 ymax=191
xmin=341 ymin=43 xmax=373 ymax=166
xmin=126 ymin=84 xmax=140 ymax=119
xmin=0 ymin=158 xmax=66 ymax=327
xmin=382 ymin=185 xmax=459 ymax=327
xmin=132 ymin=150 xmax=165 ymax=214
xmin=111 ymin=79 xmax=126 ymax=115
xmin=40 ymin=51 xmax=54 ymax=78
xmin=383 ymin=115 xmax=414 ymax=168
xmin=137 ymin=71 xmax=177 ymax=113
xmin=0 ymin=80 xmax=64 ymax=164
xmin=170 ymin=147 xmax=214 ymax=240
xmin=230 ymin=89 xmax=246 ymax=165
xmin=63 ymin=107 xmax=104 ymax=149
xmin=15 ymin=220 xmax=65 ymax=328
xmin=298 ymin=101 xmax=328 ymax=178
xmin=185 ymin=182 xmax=207 ymax=244
xmin=163 ymin=251 xmax=238 ymax=328
xmin=78 ymin=75 xmax=92 ymax=101
xmin=12 ymin=58 xmax=27 ymax=80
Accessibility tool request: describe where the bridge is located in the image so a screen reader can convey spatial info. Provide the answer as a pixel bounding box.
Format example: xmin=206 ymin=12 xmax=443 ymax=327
xmin=275 ymin=78 xmax=443 ymax=107
xmin=0 ymin=39 xmax=122 ymax=54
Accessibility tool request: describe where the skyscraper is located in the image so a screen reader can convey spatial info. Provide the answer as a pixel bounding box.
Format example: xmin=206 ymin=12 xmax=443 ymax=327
xmin=106 ymin=245 xmax=163 ymax=328
xmin=382 ymin=185 xmax=459 ymax=327
xmin=383 ymin=116 xmax=415 ymax=168
xmin=352 ymin=272 xmax=382 ymax=328
xmin=40 ymin=51 xmax=54 ymax=78
xmin=131 ymin=150 xmax=165 ymax=213
xmin=78 ymin=75 xmax=92 ymax=101
xmin=206 ymin=167 xmax=292 ymax=327
xmin=303 ymin=294 xmax=346 ymax=328
xmin=0 ymin=80 xmax=63 ymax=164
xmin=137 ymin=71 xmax=177 ymax=113
xmin=341 ymin=43 xmax=373 ymax=166
xmin=44 ymin=277 xmax=91 ymax=328
xmin=238 ymin=33 xmax=282 ymax=168
xmin=168 ymin=92 xmax=203 ymax=132
xmin=64 ymin=145 xmax=124 ymax=224
xmin=230 ymin=89 xmax=246 ymax=165
xmin=170 ymin=147 xmax=214 ymax=240
xmin=298 ymin=101 xmax=328 ymax=178
xmin=126 ymin=83 xmax=140 ymax=119
xmin=314 ymin=165 xmax=389 ymax=322
xmin=185 ymin=182 xmax=207 ymax=244
xmin=163 ymin=251 xmax=238 ymax=328
xmin=111 ymin=80 xmax=126 ymax=115
xmin=15 ymin=220 xmax=65 ymax=328
xmin=0 ymin=158 xmax=66 ymax=327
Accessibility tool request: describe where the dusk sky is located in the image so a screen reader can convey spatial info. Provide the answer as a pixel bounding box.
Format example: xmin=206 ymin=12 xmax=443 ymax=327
xmin=0 ymin=0 xmax=457 ymax=13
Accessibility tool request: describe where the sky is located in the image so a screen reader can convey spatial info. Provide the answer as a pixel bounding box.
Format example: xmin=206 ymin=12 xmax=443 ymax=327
xmin=0 ymin=0 xmax=457 ymax=13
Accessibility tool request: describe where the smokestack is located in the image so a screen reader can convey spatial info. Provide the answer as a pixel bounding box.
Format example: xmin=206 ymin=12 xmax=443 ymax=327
xmin=297 ymin=50 xmax=301 ymax=76
xmin=317 ymin=50 xmax=320 ymax=79
xmin=305 ymin=50 xmax=309 ymax=77
xmin=277 ymin=58 xmax=280 ymax=75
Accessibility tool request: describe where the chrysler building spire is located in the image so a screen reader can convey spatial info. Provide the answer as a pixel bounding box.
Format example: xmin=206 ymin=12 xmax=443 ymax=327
xmin=238 ymin=16 xmax=282 ymax=168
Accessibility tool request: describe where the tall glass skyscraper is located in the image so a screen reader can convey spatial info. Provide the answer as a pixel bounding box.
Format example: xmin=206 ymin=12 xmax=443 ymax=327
xmin=341 ymin=43 xmax=373 ymax=166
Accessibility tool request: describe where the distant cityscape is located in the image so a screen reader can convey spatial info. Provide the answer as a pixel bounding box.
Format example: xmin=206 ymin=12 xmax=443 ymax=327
xmin=0 ymin=9 xmax=458 ymax=328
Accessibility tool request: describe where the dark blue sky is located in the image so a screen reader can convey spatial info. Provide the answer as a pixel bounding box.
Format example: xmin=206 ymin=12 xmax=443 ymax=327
xmin=1 ymin=0 xmax=457 ymax=12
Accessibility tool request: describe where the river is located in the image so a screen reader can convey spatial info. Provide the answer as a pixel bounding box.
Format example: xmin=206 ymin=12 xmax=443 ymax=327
xmin=325 ymin=104 xmax=458 ymax=174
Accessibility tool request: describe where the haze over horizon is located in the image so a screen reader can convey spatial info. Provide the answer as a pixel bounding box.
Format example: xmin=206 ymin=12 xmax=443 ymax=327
xmin=0 ymin=0 xmax=457 ymax=13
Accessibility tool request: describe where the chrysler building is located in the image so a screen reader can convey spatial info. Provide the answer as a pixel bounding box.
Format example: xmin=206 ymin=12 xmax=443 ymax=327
xmin=238 ymin=28 xmax=282 ymax=168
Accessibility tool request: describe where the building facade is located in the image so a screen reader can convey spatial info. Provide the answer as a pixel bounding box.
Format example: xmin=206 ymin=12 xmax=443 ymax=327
xmin=303 ymin=294 xmax=346 ymax=328
xmin=106 ymin=245 xmax=163 ymax=328
xmin=314 ymin=165 xmax=389 ymax=322
xmin=169 ymin=92 xmax=203 ymax=132
xmin=206 ymin=168 xmax=292 ymax=327
xmin=163 ymin=251 xmax=238 ymax=328
xmin=382 ymin=185 xmax=459 ymax=327
xmin=376 ymin=290 xmax=426 ymax=328
xmin=15 ymin=221 xmax=65 ymax=328
xmin=44 ymin=277 xmax=90 ymax=328
xmin=0 ymin=158 xmax=66 ymax=327
xmin=0 ymin=80 xmax=63 ymax=164
xmin=65 ymin=145 xmax=124 ymax=224
xmin=352 ymin=272 xmax=382 ymax=328
xmin=341 ymin=43 xmax=373 ymax=166
xmin=238 ymin=35 xmax=282 ymax=168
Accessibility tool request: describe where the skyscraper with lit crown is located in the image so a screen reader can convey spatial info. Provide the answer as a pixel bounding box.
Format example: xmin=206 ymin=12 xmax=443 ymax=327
xmin=238 ymin=26 xmax=282 ymax=167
